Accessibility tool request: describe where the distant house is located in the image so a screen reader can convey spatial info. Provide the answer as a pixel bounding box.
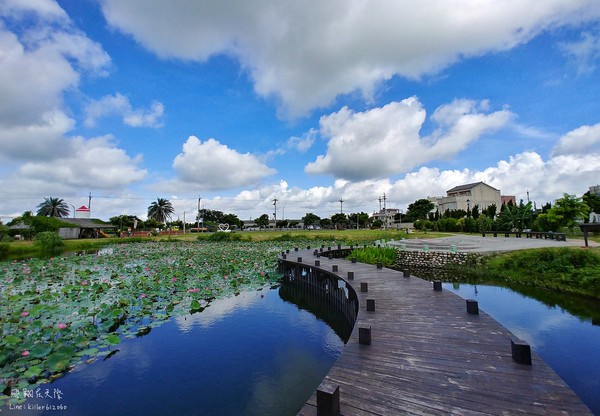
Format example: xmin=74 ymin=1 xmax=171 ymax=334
xmin=58 ymin=218 xmax=115 ymax=239
xmin=371 ymin=208 xmax=401 ymax=229
xmin=435 ymin=182 xmax=502 ymax=214
xmin=8 ymin=221 xmax=30 ymax=239
xmin=75 ymin=205 xmax=91 ymax=218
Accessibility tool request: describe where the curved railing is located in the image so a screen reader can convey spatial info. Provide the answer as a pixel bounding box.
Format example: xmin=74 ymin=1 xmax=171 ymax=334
xmin=278 ymin=245 xmax=361 ymax=336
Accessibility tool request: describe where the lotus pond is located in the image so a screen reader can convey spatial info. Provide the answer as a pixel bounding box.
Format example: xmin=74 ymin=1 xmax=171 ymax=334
xmin=1 ymin=240 xmax=323 ymax=409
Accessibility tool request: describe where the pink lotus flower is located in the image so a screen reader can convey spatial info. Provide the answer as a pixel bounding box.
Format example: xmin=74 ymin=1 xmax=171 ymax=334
xmin=172 ymin=278 xmax=177 ymax=282
xmin=188 ymin=288 xmax=200 ymax=293
xmin=20 ymin=311 xmax=29 ymax=318
xmin=81 ymin=280 xmax=88 ymax=286
xmin=21 ymin=350 xmax=29 ymax=357
xmin=57 ymin=323 xmax=67 ymax=330
xmin=141 ymin=293 xmax=147 ymax=299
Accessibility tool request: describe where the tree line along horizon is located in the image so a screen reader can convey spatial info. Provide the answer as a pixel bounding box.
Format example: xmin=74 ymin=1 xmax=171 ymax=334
xmin=1 ymin=191 xmax=598 ymax=238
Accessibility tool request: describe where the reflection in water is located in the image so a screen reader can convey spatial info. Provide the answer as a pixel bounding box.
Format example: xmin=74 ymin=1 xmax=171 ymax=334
xmin=5 ymin=289 xmax=343 ymax=416
xmin=173 ymin=290 xmax=265 ymax=332
xmin=445 ymin=283 xmax=600 ymax=416
xmin=279 ymin=284 xmax=354 ymax=342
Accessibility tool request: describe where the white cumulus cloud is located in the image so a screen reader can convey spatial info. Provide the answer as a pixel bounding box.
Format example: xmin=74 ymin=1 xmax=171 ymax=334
xmin=15 ymin=135 xmax=147 ymax=190
xmin=85 ymin=93 xmax=165 ymax=128
xmin=98 ymin=0 xmax=600 ymax=116
xmin=172 ymin=136 xmax=276 ymax=191
xmin=0 ymin=0 xmax=110 ymax=162
xmin=551 ymin=123 xmax=600 ymax=156
xmin=305 ymin=98 xmax=512 ymax=180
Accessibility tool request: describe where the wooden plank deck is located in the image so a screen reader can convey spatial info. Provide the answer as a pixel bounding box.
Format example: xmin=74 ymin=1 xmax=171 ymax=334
xmin=286 ymin=248 xmax=592 ymax=416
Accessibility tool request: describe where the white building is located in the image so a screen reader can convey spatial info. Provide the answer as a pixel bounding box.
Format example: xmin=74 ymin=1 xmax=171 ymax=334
xmin=74 ymin=205 xmax=91 ymax=219
xmin=435 ymin=182 xmax=502 ymax=214
xmin=371 ymin=208 xmax=401 ymax=229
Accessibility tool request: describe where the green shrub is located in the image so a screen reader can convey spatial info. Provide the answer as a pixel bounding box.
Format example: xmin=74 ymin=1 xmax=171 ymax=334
xmin=0 ymin=242 xmax=8 ymax=258
xmin=201 ymin=232 xmax=246 ymax=242
xmin=483 ymin=248 xmax=600 ymax=297
xmin=348 ymin=246 xmax=398 ymax=267
xmin=34 ymin=231 xmax=65 ymax=252
xmin=271 ymin=233 xmax=305 ymax=242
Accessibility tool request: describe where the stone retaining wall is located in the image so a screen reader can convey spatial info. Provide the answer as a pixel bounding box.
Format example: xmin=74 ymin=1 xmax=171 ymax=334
xmin=395 ymin=249 xmax=484 ymax=269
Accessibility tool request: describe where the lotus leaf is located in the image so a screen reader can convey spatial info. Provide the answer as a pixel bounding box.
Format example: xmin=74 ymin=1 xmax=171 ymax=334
xmin=0 ymin=239 xmax=331 ymax=407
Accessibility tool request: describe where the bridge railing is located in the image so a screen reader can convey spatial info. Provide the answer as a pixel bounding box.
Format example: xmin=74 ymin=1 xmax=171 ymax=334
xmin=278 ymin=248 xmax=359 ymax=331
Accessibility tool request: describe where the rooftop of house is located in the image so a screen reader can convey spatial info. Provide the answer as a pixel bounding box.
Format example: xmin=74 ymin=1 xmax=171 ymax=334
xmin=59 ymin=218 xmax=115 ymax=228
xmin=447 ymin=181 xmax=499 ymax=193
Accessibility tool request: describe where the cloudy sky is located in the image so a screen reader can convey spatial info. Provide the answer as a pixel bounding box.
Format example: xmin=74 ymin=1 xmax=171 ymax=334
xmin=1 ymin=0 xmax=600 ymax=222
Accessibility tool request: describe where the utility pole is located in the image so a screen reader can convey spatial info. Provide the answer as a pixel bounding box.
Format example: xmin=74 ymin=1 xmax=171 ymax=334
xmin=88 ymin=192 xmax=92 ymax=212
xmin=272 ymin=197 xmax=278 ymax=229
xmin=197 ymin=196 xmax=201 ymax=230
xmin=382 ymin=193 xmax=387 ymax=230
xmin=339 ymin=198 xmax=344 ymax=214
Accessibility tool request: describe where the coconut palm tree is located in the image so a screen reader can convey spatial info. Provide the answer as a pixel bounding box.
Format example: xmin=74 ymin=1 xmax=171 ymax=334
xmin=147 ymin=198 xmax=175 ymax=224
xmin=36 ymin=197 xmax=70 ymax=217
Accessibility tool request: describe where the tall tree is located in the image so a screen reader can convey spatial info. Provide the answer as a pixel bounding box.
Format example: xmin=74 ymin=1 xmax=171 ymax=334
xmin=255 ymin=213 xmax=270 ymax=229
xmin=331 ymin=213 xmax=348 ymax=228
xmin=583 ymin=191 xmax=600 ymax=216
xmin=552 ymin=193 xmax=589 ymax=232
xmin=499 ymin=200 xmax=533 ymax=231
xmin=222 ymin=213 xmax=241 ymax=228
xmin=302 ymin=212 xmax=321 ymax=227
xmin=36 ymin=197 xmax=70 ymax=218
xmin=483 ymin=204 xmax=497 ymax=219
xmin=147 ymin=198 xmax=175 ymax=224
xmin=405 ymin=199 xmax=435 ymax=222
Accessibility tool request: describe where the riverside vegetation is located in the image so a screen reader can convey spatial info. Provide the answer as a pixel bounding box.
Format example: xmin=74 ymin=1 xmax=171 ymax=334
xmin=0 ymin=232 xmax=403 ymax=407
xmin=2 ymin=229 xmax=599 ymax=408
xmin=0 ymin=240 xmax=288 ymax=407
xmin=353 ymin=244 xmax=600 ymax=300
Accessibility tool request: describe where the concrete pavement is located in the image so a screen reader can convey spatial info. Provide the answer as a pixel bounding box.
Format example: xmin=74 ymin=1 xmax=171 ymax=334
xmin=387 ymin=233 xmax=599 ymax=253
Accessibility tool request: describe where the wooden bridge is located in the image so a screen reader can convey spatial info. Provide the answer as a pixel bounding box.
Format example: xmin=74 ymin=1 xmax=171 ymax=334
xmin=278 ymin=246 xmax=592 ymax=416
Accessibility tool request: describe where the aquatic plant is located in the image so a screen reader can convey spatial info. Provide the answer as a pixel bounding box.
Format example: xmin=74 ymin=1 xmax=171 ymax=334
xmin=0 ymin=241 xmax=285 ymax=404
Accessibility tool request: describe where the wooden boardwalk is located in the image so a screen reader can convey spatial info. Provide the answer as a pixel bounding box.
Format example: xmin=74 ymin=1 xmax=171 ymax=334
xmin=282 ymin=248 xmax=592 ymax=416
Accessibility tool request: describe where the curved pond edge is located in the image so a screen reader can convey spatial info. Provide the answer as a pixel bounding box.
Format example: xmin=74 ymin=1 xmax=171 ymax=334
xmin=279 ymin=245 xmax=593 ymax=416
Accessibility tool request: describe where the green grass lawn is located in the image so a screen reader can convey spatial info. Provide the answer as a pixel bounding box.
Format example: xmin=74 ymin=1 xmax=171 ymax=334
xmin=2 ymin=229 xmax=453 ymax=260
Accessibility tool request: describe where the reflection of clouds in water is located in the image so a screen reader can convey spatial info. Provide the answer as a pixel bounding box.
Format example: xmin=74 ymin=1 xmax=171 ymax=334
xmin=63 ymin=340 xmax=153 ymax=389
xmin=173 ymin=290 xmax=264 ymax=332
xmin=509 ymin=313 xmax=573 ymax=349
xmin=445 ymin=284 xmax=577 ymax=350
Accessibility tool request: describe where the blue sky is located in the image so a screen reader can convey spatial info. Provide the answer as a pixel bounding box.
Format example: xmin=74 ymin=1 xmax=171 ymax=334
xmin=1 ymin=0 xmax=600 ymax=222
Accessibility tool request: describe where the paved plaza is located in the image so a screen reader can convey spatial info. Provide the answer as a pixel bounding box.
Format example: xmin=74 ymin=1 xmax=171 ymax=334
xmin=387 ymin=233 xmax=599 ymax=253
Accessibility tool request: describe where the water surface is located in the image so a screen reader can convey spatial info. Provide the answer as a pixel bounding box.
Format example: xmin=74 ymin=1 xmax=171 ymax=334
xmin=445 ymin=283 xmax=600 ymax=415
xmin=5 ymin=288 xmax=344 ymax=416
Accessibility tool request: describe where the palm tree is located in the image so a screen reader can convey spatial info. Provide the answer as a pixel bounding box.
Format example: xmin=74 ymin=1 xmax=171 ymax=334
xmin=147 ymin=198 xmax=175 ymax=224
xmin=36 ymin=197 xmax=70 ymax=217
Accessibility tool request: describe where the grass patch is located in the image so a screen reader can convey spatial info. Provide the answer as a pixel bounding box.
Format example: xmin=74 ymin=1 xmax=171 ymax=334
xmin=1 ymin=229 xmax=447 ymax=260
xmin=348 ymin=246 xmax=398 ymax=268
xmin=479 ymin=247 xmax=600 ymax=298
